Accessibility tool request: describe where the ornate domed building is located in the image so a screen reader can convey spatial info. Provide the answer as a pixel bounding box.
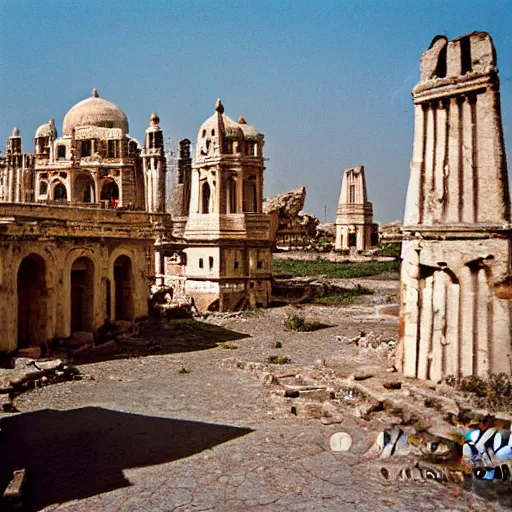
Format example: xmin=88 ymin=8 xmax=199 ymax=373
xmin=0 ymin=91 xmax=276 ymax=355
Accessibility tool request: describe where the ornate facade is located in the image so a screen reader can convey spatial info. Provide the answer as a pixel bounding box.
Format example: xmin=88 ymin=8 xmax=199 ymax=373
xmin=0 ymin=91 xmax=275 ymax=354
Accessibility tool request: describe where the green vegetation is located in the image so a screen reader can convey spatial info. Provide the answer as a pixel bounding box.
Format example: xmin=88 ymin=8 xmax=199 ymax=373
xmin=265 ymin=355 xmax=291 ymax=364
xmin=284 ymin=313 xmax=325 ymax=332
xmin=446 ymin=373 xmax=512 ymax=412
xmin=379 ymin=243 xmax=401 ymax=258
xmin=311 ymin=285 xmax=375 ymax=305
xmin=275 ymin=341 xmax=282 ymax=349
xmin=178 ymin=367 xmax=191 ymax=374
xmin=272 ymin=259 xmax=400 ymax=280
xmin=217 ymin=343 xmax=238 ymax=350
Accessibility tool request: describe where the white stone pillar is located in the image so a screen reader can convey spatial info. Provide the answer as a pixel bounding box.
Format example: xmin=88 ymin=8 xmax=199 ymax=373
xmin=462 ymin=97 xmax=475 ymax=223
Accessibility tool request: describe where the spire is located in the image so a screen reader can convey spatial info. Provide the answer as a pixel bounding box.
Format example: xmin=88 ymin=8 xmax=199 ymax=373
xmin=92 ymin=88 xmax=99 ymax=98
xmin=215 ymin=98 xmax=224 ymax=114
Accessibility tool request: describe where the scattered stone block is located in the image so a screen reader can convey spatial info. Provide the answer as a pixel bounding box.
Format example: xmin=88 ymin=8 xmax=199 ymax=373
xmin=2 ymin=468 xmax=26 ymax=507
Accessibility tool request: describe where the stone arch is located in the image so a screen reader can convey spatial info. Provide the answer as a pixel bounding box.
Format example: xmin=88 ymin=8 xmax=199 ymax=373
xmin=201 ymin=181 xmax=211 ymax=213
xmin=113 ymin=254 xmax=134 ymax=321
xmin=243 ymin=176 xmax=257 ymax=212
xmin=108 ymin=247 xmax=138 ymax=322
xmin=226 ymin=176 xmax=237 ymax=213
xmin=74 ymin=172 xmax=96 ymax=203
xmin=17 ymin=253 xmax=49 ymax=349
xmin=70 ymin=256 xmax=95 ymax=333
xmin=52 ymin=180 xmax=68 ymax=201
xmin=100 ymin=178 xmax=120 ymax=205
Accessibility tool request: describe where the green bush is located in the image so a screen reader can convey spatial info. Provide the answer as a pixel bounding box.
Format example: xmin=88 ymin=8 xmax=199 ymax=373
xmin=265 ymin=355 xmax=291 ymax=364
xmin=284 ymin=313 xmax=324 ymax=332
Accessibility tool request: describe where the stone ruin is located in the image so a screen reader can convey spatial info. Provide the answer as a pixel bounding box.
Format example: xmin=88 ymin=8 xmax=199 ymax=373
xmin=399 ymin=32 xmax=511 ymax=381
xmin=335 ymin=165 xmax=379 ymax=252
xmin=263 ymin=186 xmax=333 ymax=250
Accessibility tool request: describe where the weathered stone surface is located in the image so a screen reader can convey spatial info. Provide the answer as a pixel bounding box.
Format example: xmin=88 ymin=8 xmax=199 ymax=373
xmin=329 ymin=432 xmax=353 ymax=452
xmin=69 ymin=331 xmax=94 ymax=349
xmin=400 ymin=32 xmax=512 ymax=380
xmin=335 ymin=166 xmax=379 ymax=252
xmin=263 ymin=186 xmax=306 ymax=218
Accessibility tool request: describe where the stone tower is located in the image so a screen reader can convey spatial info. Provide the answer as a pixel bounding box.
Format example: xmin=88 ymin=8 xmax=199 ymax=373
xmin=141 ymin=113 xmax=167 ymax=213
xmin=335 ymin=166 xmax=378 ymax=251
xmin=182 ymin=99 xmax=274 ymax=311
xmin=399 ymin=32 xmax=512 ymax=381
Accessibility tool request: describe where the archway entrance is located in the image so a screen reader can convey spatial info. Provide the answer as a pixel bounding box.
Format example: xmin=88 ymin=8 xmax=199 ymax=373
xmin=75 ymin=173 xmax=96 ymax=203
xmin=17 ymin=254 xmax=47 ymax=349
xmin=101 ymin=179 xmax=119 ymax=207
xmin=71 ymin=257 xmax=94 ymax=333
xmin=114 ymin=255 xmax=133 ymax=321
xmin=53 ymin=181 xmax=67 ymax=201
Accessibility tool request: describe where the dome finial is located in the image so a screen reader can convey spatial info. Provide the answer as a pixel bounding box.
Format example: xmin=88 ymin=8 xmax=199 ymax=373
xmin=12 ymin=127 xmax=20 ymax=137
xmin=215 ymin=98 xmax=224 ymax=114
xmin=149 ymin=112 xmax=160 ymax=126
xmin=92 ymin=88 xmax=99 ymax=98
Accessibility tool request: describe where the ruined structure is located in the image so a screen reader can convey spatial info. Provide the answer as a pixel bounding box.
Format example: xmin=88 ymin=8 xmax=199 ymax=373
xmin=335 ymin=166 xmax=379 ymax=252
xmin=159 ymin=100 xmax=275 ymax=311
xmin=0 ymin=91 xmax=275 ymax=354
xmin=399 ymin=32 xmax=512 ymax=380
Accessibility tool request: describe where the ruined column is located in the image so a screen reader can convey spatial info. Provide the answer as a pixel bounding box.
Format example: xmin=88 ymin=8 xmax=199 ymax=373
xmin=400 ymin=32 xmax=512 ymax=380
xmin=334 ymin=165 xmax=378 ymax=252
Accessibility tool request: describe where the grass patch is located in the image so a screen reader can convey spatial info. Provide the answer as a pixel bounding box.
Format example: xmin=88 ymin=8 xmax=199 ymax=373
xmin=284 ymin=313 xmax=325 ymax=332
xmin=273 ymin=259 xmax=400 ymax=280
xmin=217 ymin=343 xmax=238 ymax=350
xmin=311 ymin=285 xmax=375 ymax=305
xmin=178 ymin=367 xmax=191 ymax=374
xmin=265 ymin=355 xmax=291 ymax=364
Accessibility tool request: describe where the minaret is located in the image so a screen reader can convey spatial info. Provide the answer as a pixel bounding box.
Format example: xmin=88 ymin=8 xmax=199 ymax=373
xmin=334 ymin=166 xmax=378 ymax=251
xmin=170 ymin=138 xmax=192 ymax=217
xmin=399 ymin=32 xmax=512 ymax=380
xmin=6 ymin=128 xmax=23 ymax=203
xmin=142 ymin=113 xmax=166 ymax=213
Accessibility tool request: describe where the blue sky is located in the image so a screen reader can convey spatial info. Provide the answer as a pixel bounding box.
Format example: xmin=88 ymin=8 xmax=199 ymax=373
xmin=1 ymin=0 xmax=511 ymax=222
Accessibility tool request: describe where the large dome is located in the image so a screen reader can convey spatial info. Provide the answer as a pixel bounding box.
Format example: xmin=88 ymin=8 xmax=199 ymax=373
xmin=62 ymin=89 xmax=129 ymax=136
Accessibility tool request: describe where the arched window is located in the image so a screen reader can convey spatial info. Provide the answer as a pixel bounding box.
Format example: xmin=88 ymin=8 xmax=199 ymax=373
xmin=101 ymin=179 xmax=119 ymax=207
xmin=39 ymin=181 xmax=48 ymax=195
xmin=201 ymin=181 xmax=211 ymax=213
xmin=53 ymin=182 xmax=67 ymax=201
xmin=226 ymin=177 xmax=237 ymax=213
xmin=243 ymin=177 xmax=257 ymax=213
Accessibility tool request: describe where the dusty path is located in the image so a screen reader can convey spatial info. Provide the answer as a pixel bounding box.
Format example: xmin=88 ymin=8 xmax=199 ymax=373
xmin=1 ymin=282 xmax=507 ymax=511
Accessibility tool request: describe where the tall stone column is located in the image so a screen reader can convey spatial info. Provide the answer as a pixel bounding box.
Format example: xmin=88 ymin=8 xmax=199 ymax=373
xmin=400 ymin=31 xmax=512 ymax=380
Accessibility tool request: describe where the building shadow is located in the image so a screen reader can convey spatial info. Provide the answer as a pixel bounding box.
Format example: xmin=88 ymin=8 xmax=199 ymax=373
xmin=71 ymin=319 xmax=251 ymax=365
xmin=0 ymin=407 xmax=253 ymax=511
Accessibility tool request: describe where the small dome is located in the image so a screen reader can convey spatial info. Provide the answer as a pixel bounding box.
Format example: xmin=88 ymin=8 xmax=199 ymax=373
xmin=11 ymin=127 xmax=20 ymax=137
xmin=35 ymin=123 xmax=51 ymax=138
xmin=62 ymin=89 xmax=129 ymax=136
xmin=149 ymin=113 xmax=160 ymax=126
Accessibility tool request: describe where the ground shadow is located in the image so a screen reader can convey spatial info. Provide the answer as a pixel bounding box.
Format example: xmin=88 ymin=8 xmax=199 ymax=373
xmin=71 ymin=319 xmax=251 ymax=365
xmin=0 ymin=406 xmax=253 ymax=511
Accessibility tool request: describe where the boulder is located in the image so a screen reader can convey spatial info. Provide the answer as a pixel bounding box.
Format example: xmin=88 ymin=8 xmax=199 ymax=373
xmin=69 ymin=331 xmax=94 ymax=349
xmin=263 ymin=186 xmax=306 ymax=218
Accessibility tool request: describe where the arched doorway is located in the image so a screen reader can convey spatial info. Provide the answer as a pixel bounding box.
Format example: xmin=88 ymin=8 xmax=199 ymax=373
xmin=226 ymin=177 xmax=237 ymax=213
xmin=243 ymin=177 xmax=257 ymax=212
xmin=75 ymin=173 xmax=96 ymax=203
xmin=201 ymin=181 xmax=211 ymax=213
xmin=71 ymin=257 xmax=94 ymax=333
xmin=53 ymin=181 xmax=67 ymax=201
xmin=114 ymin=255 xmax=134 ymax=321
xmin=101 ymin=179 xmax=119 ymax=207
xmin=17 ymin=254 xmax=48 ymax=349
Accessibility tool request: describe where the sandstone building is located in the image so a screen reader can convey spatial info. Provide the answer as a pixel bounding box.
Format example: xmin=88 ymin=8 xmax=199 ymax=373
xmin=160 ymin=100 xmax=275 ymax=311
xmin=335 ymin=166 xmax=378 ymax=252
xmin=0 ymin=92 xmax=274 ymax=354
xmin=399 ymin=32 xmax=512 ymax=380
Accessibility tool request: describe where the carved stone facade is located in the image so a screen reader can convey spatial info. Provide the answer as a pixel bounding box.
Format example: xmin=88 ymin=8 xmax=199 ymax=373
xmin=160 ymin=100 xmax=275 ymax=311
xmin=0 ymin=92 xmax=277 ymax=353
xmin=399 ymin=32 xmax=512 ymax=381
xmin=335 ymin=166 xmax=378 ymax=252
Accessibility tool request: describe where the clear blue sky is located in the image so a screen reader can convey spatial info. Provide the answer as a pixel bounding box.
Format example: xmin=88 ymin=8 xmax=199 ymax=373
xmin=1 ymin=0 xmax=511 ymax=222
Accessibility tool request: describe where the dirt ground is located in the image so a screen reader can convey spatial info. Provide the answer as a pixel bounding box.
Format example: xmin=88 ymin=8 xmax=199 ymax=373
xmin=1 ymin=278 xmax=510 ymax=511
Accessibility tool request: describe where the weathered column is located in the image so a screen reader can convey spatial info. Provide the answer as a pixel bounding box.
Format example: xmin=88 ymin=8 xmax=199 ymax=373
xmin=400 ymin=31 xmax=512 ymax=380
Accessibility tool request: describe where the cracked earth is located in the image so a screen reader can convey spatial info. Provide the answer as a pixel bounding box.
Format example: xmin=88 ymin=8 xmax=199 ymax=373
xmin=1 ymin=278 xmax=507 ymax=511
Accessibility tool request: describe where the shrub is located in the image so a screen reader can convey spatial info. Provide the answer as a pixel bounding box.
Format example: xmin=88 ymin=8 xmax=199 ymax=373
xmin=265 ymin=355 xmax=291 ymax=364
xmin=284 ymin=313 xmax=324 ymax=332
xmin=178 ymin=367 xmax=191 ymax=374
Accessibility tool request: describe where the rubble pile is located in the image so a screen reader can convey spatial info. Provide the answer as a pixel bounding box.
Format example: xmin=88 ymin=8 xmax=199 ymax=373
xmin=336 ymin=331 xmax=397 ymax=359
xmin=0 ymin=357 xmax=80 ymax=412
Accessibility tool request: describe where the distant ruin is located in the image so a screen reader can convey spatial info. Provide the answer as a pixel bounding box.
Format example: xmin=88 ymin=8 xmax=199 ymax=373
xmin=335 ymin=166 xmax=379 ymax=252
xmin=399 ymin=32 xmax=511 ymax=380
